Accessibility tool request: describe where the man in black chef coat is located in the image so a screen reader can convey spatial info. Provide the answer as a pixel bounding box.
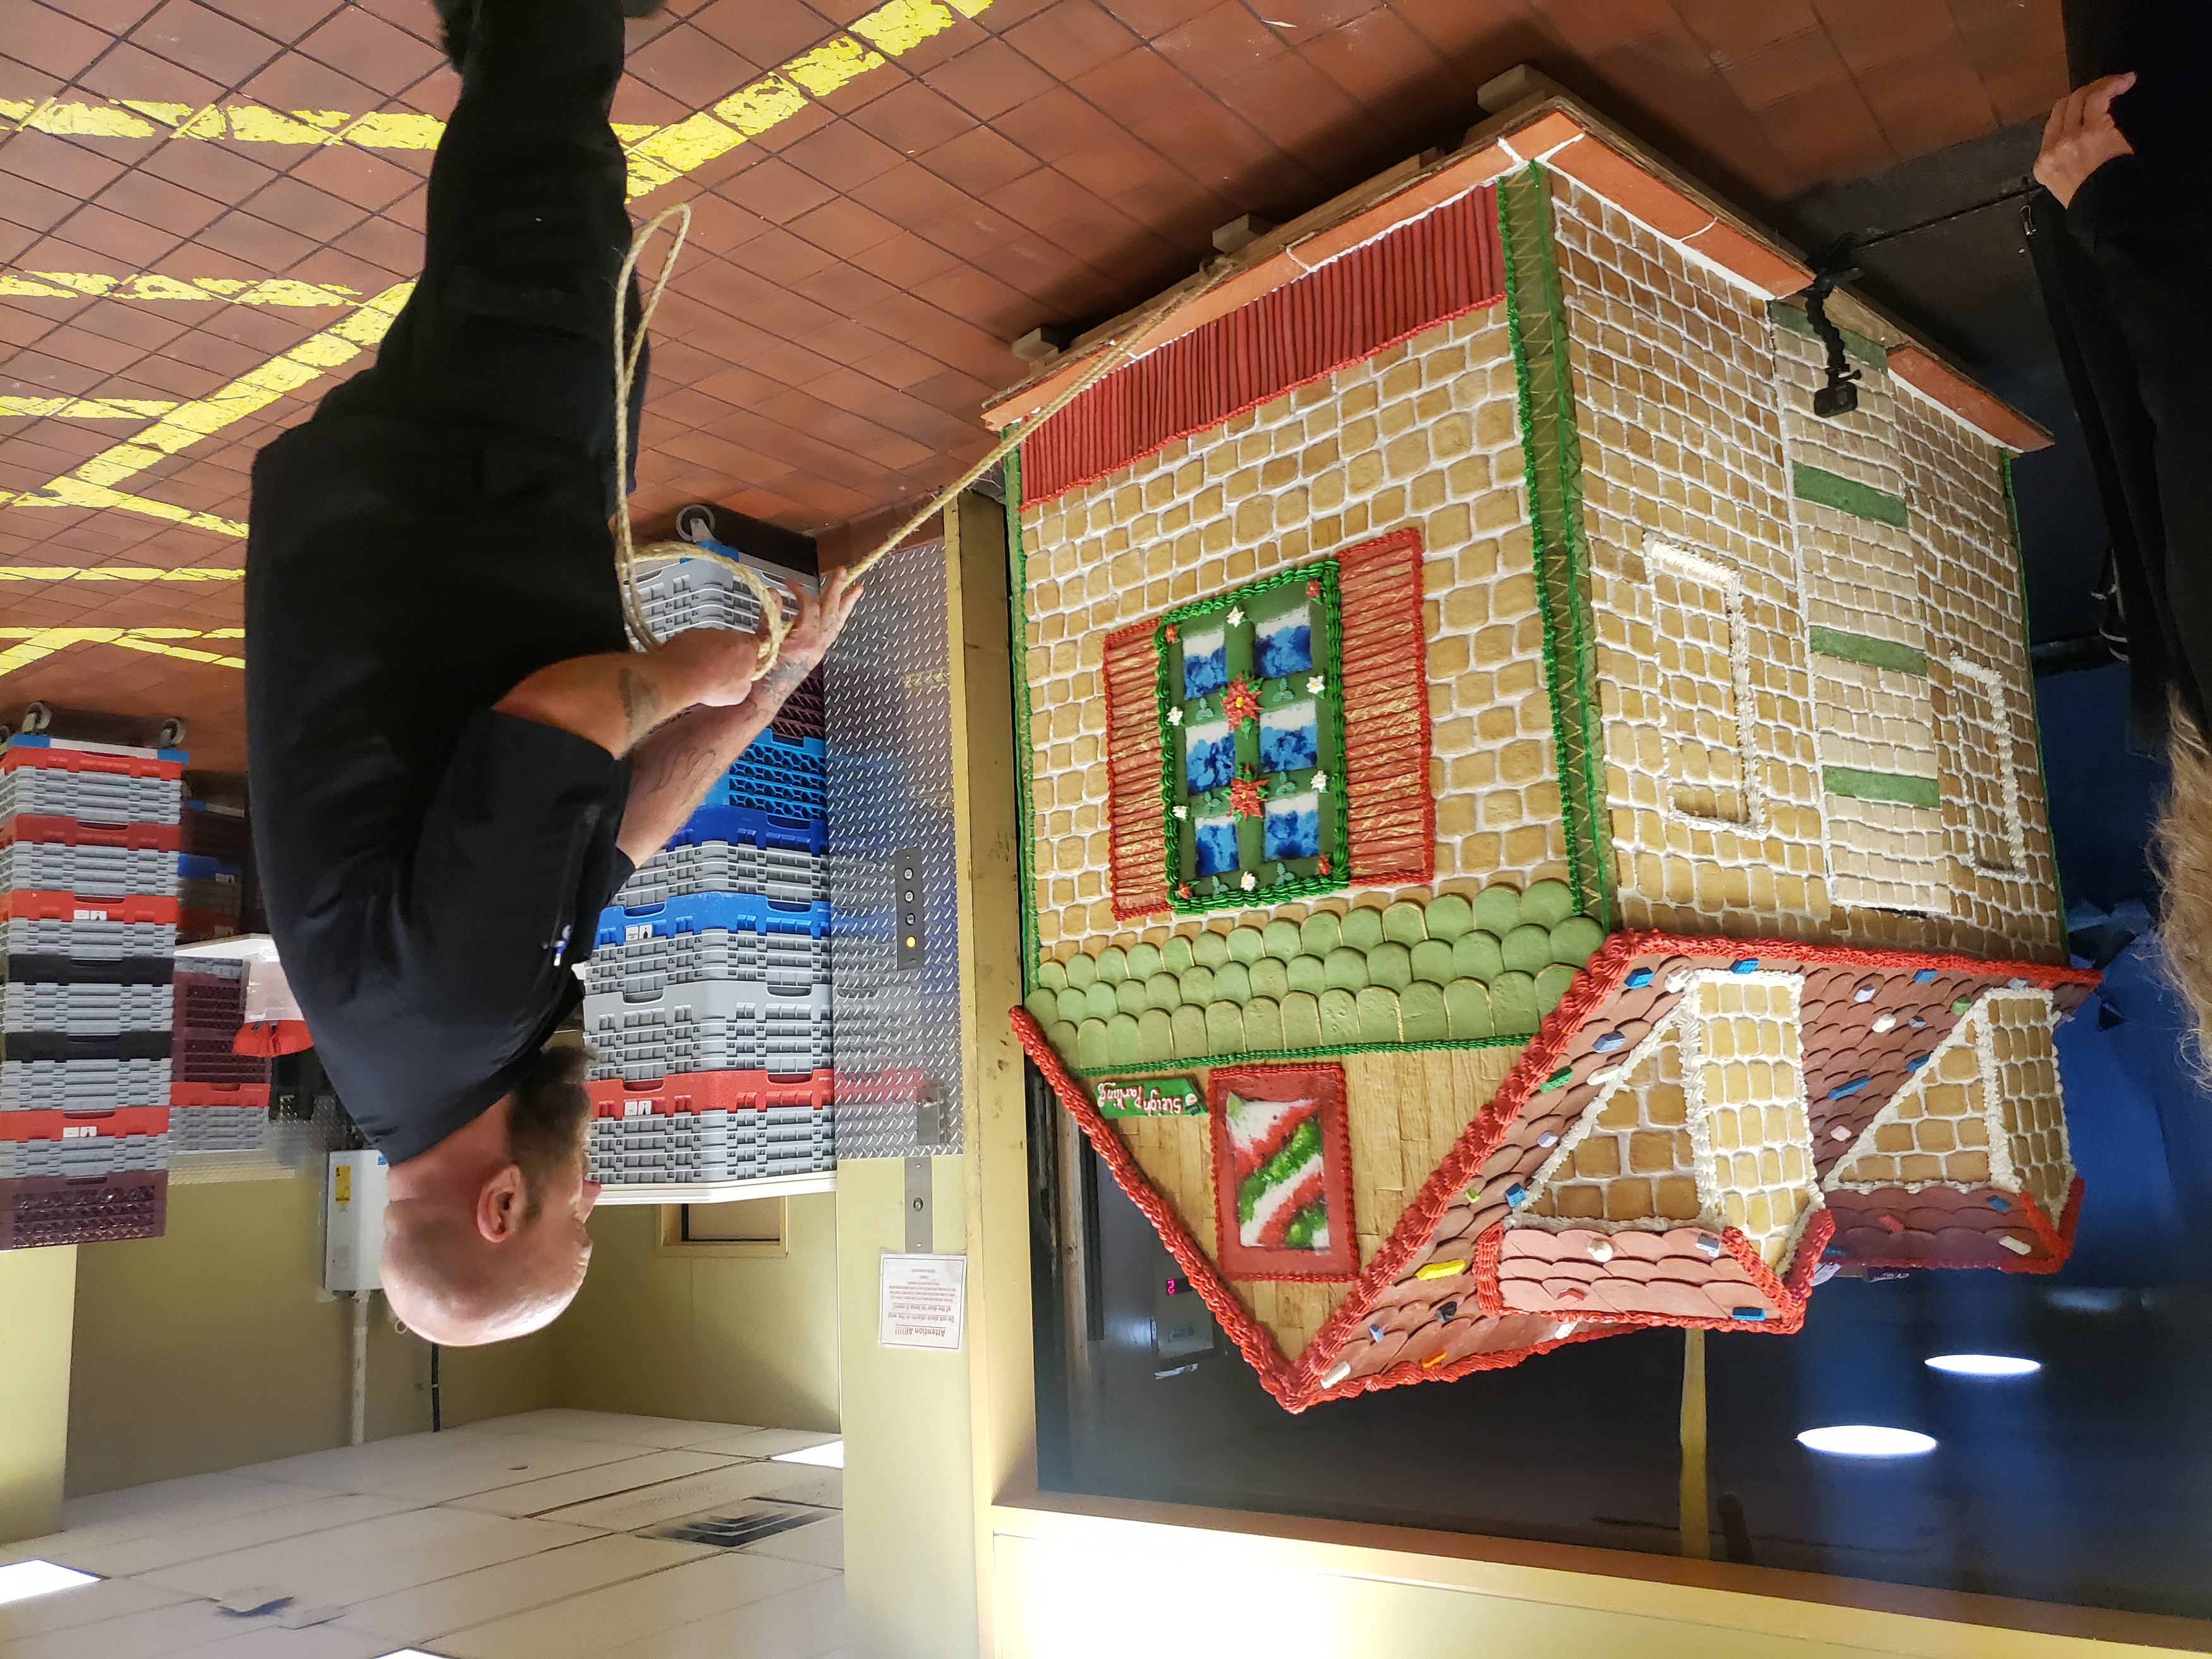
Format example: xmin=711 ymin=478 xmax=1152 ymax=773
xmin=244 ymin=0 xmax=857 ymax=1344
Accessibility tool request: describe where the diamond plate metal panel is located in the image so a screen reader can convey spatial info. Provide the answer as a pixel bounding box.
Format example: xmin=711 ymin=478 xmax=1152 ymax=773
xmin=825 ymin=538 xmax=964 ymax=1159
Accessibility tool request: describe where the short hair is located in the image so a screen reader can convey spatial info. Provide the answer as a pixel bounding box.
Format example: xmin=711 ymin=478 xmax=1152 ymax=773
xmin=2153 ymin=696 xmax=2212 ymax=1078
xmin=506 ymin=1041 xmax=592 ymax=1220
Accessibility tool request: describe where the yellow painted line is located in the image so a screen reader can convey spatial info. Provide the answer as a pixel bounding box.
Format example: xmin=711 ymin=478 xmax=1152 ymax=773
xmin=0 ymin=566 xmax=241 ymax=580
xmin=1 ymin=272 xmax=359 ymax=305
xmin=0 ymin=628 xmax=244 ymax=676
xmin=4 ymin=281 xmax=412 ymax=538
xmin=0 ymin=0 xmax=993 ymax=537
xmin=1 ymin=398 xmax=179 ymax=420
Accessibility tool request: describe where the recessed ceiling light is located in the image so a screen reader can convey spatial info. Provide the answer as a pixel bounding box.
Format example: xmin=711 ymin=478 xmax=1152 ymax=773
xmin=1796 ymin=1425 xmax=1937 ymax=1457
xmin=771 ymin=1439 xmax=844 ymax=1468
xmin=0 ymin=1561 xmax=98 ymax=1607
xmin=1925 ymin=1353 xmax=2040 ymax=1378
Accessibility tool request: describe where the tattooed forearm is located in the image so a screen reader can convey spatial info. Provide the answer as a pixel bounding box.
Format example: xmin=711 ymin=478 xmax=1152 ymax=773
xmin=750 ymin=655 xmax=810 ymax=717
xmin=616 ymin=666 xmax=661 ymax=747
xmin=638 ymin=738 xmax=719 ymax=796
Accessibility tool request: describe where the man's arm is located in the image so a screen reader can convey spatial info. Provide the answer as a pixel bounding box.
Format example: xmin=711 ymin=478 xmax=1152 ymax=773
xmin=492 ymin=628 xmax=762 ymax=758
xmin=616 ymin=568 xmax=864 ymax=864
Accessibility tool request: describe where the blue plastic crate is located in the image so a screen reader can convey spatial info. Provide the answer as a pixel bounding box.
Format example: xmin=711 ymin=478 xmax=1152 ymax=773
xmin=176 ymin=854 xmax=241 ymax=882
xmin=703 ymin=766 xmax=825 ymax=820
xmin=598 ymin=890 xmax=832 ymax=947
xmin=669 ymin=803 xmax=825 ymax=857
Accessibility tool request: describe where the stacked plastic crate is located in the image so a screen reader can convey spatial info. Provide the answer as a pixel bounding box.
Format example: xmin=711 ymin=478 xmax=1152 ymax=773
xmin=178 ymin=799 xmax=247 ymax=943
xmin=0 ymin=736 xmax=181 ymax=1246
xmin=587 ymin=549 xmax=835 ymax=1188
xmin=169 ymin=956 xmax=270 ymax=1154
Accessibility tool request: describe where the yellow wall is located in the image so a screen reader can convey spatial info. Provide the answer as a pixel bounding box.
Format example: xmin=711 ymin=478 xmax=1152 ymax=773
xmin=66 ymin=1176 xmax=556 ymax=1497
xmin=547 ymin=1192 xmax=840 ymax=1431
xmin=0 ymin=1244 xmax=76 ymax=1541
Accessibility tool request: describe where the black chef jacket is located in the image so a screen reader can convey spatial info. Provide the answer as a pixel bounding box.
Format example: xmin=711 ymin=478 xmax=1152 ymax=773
xmin=245 ymin=411 xmax=633 ymax=1165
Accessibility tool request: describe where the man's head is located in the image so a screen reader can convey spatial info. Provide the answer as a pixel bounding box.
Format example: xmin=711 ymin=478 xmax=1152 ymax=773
xmin=381 ymin=1043 xmax=602 ymax=1346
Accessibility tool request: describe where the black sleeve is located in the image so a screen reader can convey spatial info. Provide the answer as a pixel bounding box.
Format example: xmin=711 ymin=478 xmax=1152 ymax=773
xmin=406 ymin=708 xmax=633 ymax=989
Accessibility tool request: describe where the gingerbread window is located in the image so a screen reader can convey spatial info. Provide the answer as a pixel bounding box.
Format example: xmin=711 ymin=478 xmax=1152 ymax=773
xmin=1103 ymin=529 xmax=1431 ymax=919
xmin=1208 ymin=1062 xmax=1357 ymax=1280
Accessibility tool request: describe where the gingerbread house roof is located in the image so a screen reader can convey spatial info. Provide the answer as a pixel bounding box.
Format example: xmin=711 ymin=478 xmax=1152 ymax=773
xmin=1015 ymin=933 xmax=2095 ymax=1413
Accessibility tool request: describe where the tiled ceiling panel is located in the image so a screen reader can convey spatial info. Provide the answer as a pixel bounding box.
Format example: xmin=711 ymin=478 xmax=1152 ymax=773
xmin=1 ymin=0 xmax=2063 ymax=765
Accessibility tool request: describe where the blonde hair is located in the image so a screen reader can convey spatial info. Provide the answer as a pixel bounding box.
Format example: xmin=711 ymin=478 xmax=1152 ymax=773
xmin=2153 ymin=696 xmax=2212 ymax=1075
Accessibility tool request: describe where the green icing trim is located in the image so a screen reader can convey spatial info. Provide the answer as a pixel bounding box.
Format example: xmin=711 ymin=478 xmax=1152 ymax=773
xmin=1766 ymin=300 xmax=1887 ymax=371
xmin=1808 ymin=626 xmax=1929 ymax=676
xmin=1499 ymin=166 xmax=1613 ymax=930
xmin=1823 ymin=765 xmax=1940 ymax=808
xmin=1071 ymin=1031 xmax=1529 ymax=1079
xmin=1793 ymin=463 xmax=1909 ymax=528
xmin=1006 ymin=444 xmax=1042 ymax=992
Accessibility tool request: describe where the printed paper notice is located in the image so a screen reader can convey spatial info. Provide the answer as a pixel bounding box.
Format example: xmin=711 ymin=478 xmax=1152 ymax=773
xmin=878 ymin=1253 xmax=966 ymax=1351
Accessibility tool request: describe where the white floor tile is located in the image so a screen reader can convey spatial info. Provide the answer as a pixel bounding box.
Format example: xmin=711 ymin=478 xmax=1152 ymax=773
xmin=435 ymin=1551 xmax=832 ymax=1659
xmin=142 ymin=1507 xmax=593 ymax=1604
xmin=470 ymin=1411 xmax=753 ymax=1450
xmin=49 ymin=1494 xmax=416 ymax=1579
xmin=171 ymin=1621 xmax=392 ymax=1658
xmin=756 ymin=1469 xmax=841 ymax=1510
xmin=1 ymin=1597 xmax=253 ymax=1659
xmin=61 ymin=1474 xmax=310 ymax=1533
xmin=449 ymin=1450 xmax=742 ymax=1519
xmin=682 ymin=1428 xmax=840 ymax=1459
xmin=593 ymin=1574 xmax=848 ymax=1659
xmin=0 ymin=1575 xmax=190 ymax=1643
xmin=744 ymin=1514 xmax=844 ymax=1572
xmin=337 ymin=1534 xmax=715 ymax=1644
xmin=537 ymin=1462 xmax=805 ymax=1532
xmin=230 ymin=1433 xmax=645 ymax=1504
xmin=9 ymin=1481 xmax=344 ymax=1564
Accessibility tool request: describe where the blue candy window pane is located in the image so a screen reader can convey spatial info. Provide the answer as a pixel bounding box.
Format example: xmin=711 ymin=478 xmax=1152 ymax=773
xmin=1263 ymin=791 xmax=1321 ymax=861
xmin=1193 ymin=814 xmax=1241 ymax=876
xmin=1184 ymin=720 xmax=1235 ymax=794
xmin=1257 ymin=701 xmax=1318 ymax=774
xmin=1181 ymin=625 xmax=1229 ymax=699
xmin=1254 ymin=608 xmax=1312 ymax=679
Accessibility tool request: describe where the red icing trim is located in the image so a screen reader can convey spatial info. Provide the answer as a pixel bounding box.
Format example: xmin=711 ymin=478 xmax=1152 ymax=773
xmin=1336 ymin=528 xmax=1434 ymax=887
xmin=1018 ymin=186 xmax=1506 ymax=508
xmin=1208 ymin=1062 xmax=1358 ymax=1281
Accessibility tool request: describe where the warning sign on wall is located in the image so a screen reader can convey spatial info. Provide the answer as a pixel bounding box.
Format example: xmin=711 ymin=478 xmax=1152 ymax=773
xmin=878 ymin=1252 xmax=966 ymax=1351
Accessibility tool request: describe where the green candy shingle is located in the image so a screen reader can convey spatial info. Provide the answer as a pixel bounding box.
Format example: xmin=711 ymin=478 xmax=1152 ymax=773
xmin=1423 ymin=893 xmax=1474 ymax=941
xmin=1382 ymin=901 xmax=1428 ymax=945
xmin=1024 ymin=990 xmax=1059 ymax=1028
xmin=1286 ymin=954 xmax=1327 ymax=997
xmin=1401 ymin=980 xmax=1448 ymax=1040
xmin=1145 ymin=972 xmax=1181 ymax=1011
xmin=1520 ymin=878 xmax=1574 ymax=928
xmin=1227 ymin=926 xmax=1266 ymax=964
xmin=1300 ymin=911 xmax=1342 ymax=955
xmin=1451 ymin=930 xmax=1505 ymax=982
xmin=1077 ymin=1018 xmax=1110 ymax=1068
xmin=1500 ymin=923 xmax=1553 ymax=975
xmin=1490 ymin=970 xmax=1539 ymax=1033
xmin=1057 ymin=987 xmax=1089 ymax=1025
xmin=1323 ymin=947 xmax=1369 ymax=991
xmin=1243 ymin=997 xmax=1283 ymax=1050
xmin=1107 ymin=1012 xmax=1141 ymax=1066
xmin=1280 ymin=992 xmax=1323 ymax=1049
xmin=1115 ymin=978 xmax=1148 ymax=1017
xmin=1205 ymin=1001 xmax=1244 ymax=1054
xmin=1318 ymin=988 xmax=1361 ymax=1044
xmin=1471 ymin=885 xmax=1522 ymax=935
xmin=1409 ymin=940 xmax=1456 ymax=986
xmin=1443 ymin=979 xmax=1493 ymax=1038
xmin=1340 ymin=907 xmax=1385 ymax=951
xmin=1084 ymin=982 xmax=1119 ymax=1021
xmin=1193 ymin=930 xmax=1230 ymax=968
xmin=1138 ymin=1009 xmax=1174 ymax=1062
xmin=1047 ymin=1020 xmax=1079 ymax=1057
xmin=1356 ymin=986 xmax=1401 ymax=1043
xmin=1179 ymin=964 xmax=1216 ymax=1006
xmin=1212 ymin=961 xmax=1251 ymax=1004
xmin=1169 ymin=1004 xmax=1210 ymax=1059
xmin=1126 ymin=942 xmax=1162 ymax=980
xmin=1095 ymin=946 xmax=1127 ymax=983
xmin=1366 ymin=940 xmax=1413 ymax=991
xmin=1534 ymin=964 xmax=1576 ymax=1015
xmin=1549 ymin=915 xmax=1605 ymax=965
xmin=1263 ymin=920 xmax=1304 ymax=961
xmin=1066 ymin=952 xmax=1098 ymax=988
xmin=1249 ymin=957 xmax=1291 ymax=1001
xmin=1163 ymin=935 xmax=1195 ymax=974
xmin=1037 ymin=958 xmax=1068 ymax=991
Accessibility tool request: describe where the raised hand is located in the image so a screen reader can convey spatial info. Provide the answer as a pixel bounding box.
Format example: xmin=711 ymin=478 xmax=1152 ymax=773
xmin=2035 ymin=72 xmax=2136 ymax=209
xmin=660 ymin=624 xmax=764 ymax=710
xmin=749 ymin=565 xmax=864 ymax=714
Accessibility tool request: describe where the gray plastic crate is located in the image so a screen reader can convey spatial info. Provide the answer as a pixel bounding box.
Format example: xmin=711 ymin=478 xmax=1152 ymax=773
xmin=0 ymin=1056 xmax=171 ymax=1110
xmin=584 ymin=927 xmax=828 ymax=1000
xmin=628 ymin=554 xmax=796 ymax=647
xmin=2 ymin=981 xmax=172 ymax=1034
xmin=586 ymin=1104 xmax=835 ymax=1185
xmin=584 ymin=979 xmax=832 ymax=1083
xmin=0 ymin=769 xmax=179 ymax=824
xmin=0 ymin=842 xmax=178 ymax=897
xmin=616 ymin=841 xmax=826 ymax=909
xmin=0 ymin=1132 xmax=171 ymax=1179
xmin=2 ymin=918 xmax=176 ymax=961
xmin=169 ymin=1105 xmax=267 ymax=1153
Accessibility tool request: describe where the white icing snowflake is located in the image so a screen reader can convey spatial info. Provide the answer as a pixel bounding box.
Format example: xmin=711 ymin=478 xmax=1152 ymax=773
xmin=1167 ymin=707 xmax=1183 ymax=726
xmin=1172 ymin=804 xmax=1188 ymax=820
xmin=1306 ymin=675 xmax=1325 ymax=693
xmin=1239 ymin=871 xmax=1257 ymax=891
xmin=1227 ymin=605 xmax=1244 ymax=626
xmin=1311 ymin=770 xmax=1328 ymax=792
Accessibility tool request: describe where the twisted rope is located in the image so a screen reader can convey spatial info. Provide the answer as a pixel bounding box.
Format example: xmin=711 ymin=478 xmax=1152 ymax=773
xmin=611 ymin=204 xmax=1231 ymax=673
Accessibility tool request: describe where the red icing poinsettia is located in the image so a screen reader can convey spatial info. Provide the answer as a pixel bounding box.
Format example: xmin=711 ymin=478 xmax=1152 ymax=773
xmin=1175 ymin=881 xmax=1192 ymax=899
xmin=1228 ymin=772 xmax=1264 ymax=818
xmin=1221 ymin=674 xmax=1259 ymax=727
xmin=1315 ymin=853 xmax=1331 ymax=875
xmin=1306 ymin=577 xmax=1321 ymax=597
xmin=1164 ymin=622 xmax=1177 ymax=643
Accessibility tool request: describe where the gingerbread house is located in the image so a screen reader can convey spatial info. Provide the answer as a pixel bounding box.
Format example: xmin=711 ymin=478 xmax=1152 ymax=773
xmin=994 ymin=84 xmax=2096 ymax=1413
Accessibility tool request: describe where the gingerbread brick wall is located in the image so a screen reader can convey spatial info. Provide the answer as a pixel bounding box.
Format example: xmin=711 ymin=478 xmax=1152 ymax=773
xmin=1018 ymin=301 xmax=1569 ymax=970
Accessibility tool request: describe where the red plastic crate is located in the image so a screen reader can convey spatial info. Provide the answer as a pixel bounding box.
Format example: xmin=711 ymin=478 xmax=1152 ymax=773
xmin=169 ymin=1081 xmax=270 ymax=1108
xmin=0 ymin=1106 xmax=171 ymax=1141
xmin=0 ymin=815 xmax=181 ymax=851
xmin=0 ymin=746 xmax=183 ymax=780
xmin=0 ymin=891 xmax=178 ymax=924
xmin=173 ymin=976 xmax=244 ymax=1028
xmin=179 ymin=908 xmax=240 ymax=941
xmin=0 ymin=1170 xmax=167 ymax=1248
xmin=587 ymin=1068 xmax=835 ymax=1117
